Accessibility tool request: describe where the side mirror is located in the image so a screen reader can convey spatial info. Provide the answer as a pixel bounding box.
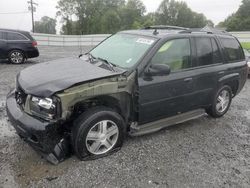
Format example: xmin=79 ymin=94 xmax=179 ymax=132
xmin=145 ymin=64 xmax=171 ymax=76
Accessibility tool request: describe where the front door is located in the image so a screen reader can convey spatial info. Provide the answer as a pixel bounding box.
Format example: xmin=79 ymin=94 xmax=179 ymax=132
xmin=138 ymin=37 xmax=196 ymax=124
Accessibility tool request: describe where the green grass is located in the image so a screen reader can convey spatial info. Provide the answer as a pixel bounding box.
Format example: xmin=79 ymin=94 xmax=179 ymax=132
xmin=241 ymin=42 xmax=250 ymax=50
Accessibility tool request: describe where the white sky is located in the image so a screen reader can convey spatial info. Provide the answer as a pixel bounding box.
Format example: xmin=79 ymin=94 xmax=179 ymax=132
xmin=0 ymin=0 xmax=242 ymax=33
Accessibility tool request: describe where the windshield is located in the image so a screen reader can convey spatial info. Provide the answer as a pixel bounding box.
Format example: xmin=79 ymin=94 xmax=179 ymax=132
xmin=90 ymin=33 xmax=156 ymax=68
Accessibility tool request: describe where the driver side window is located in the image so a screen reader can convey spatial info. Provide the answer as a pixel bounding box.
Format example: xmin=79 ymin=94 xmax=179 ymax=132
xmin=150 ymin=38 xmax=191 ymax=71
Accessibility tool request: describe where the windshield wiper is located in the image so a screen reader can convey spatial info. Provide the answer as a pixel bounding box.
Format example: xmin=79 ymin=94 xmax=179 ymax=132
xmin=97 ymin=57 xmax=116 ymax=72
xmin=83 ymin=53 xmax=116 ymax=72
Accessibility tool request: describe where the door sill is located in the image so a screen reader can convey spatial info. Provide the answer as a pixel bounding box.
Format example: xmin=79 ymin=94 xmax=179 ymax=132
xmin=129 ymin=109 xmax=206 ymax=136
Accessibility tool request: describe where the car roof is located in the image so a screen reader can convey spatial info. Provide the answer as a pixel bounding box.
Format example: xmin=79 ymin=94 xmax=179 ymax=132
xmin=119 ymin=25 xmax=234 ymax=40
xmin=120 ymin=29 xmax=182 ymax=39
xmin=0 ymin=28 xmax=30 ymax=35
xmin=0 ymin=28 xmax=34 ymax=40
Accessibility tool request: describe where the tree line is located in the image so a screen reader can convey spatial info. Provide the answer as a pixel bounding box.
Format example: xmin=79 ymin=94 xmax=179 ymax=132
xmin=218 ymin=0 xmax=250 ymax=31
xmin=34 ymin=0 xmax=250 ymax=34
xmin=56 ymin=0 xmax=212 ymax=35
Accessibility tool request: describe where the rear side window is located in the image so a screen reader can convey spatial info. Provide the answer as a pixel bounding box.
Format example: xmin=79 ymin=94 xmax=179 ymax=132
xmin=211 ymin=38 xmax=223 ymax=64
xmin=6 ymin=32 xmax=27 ymax=41
xmin=220 ymin=37 xmax=244 ymax=62
xmin=195 ymin=38 xmax=213 ymax=66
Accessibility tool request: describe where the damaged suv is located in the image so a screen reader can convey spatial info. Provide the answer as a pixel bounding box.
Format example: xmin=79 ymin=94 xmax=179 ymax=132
xmin=6 ymin=26 xmax=248 ymax=164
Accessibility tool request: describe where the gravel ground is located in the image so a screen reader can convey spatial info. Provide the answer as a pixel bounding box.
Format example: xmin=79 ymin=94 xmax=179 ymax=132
xmin=0 ymin=46 xmax=250 ymax=188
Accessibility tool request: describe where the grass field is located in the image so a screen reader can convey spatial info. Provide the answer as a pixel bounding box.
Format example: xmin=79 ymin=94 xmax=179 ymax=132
xmin=241 ymin=42 xmax=250 ymax=50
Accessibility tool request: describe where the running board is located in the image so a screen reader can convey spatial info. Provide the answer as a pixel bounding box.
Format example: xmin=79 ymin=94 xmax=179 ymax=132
xmin=129 ymin=109 xmax=206 ymax=136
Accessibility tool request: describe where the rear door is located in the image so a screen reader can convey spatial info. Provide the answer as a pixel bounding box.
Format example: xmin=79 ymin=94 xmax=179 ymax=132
xmin=6 ymin=31 xmax=30 ymax=52
xmin=0 ymin=31 xmax=7 ymax=59
xmin=191 ymin=36 xmax=224 ymax=107
xmin=218 ymin=37 xmax=247 ymax=92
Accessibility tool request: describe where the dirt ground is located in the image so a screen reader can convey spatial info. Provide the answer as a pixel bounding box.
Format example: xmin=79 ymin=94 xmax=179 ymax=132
xmin=0 ymin=46 xmax=250 ymax=188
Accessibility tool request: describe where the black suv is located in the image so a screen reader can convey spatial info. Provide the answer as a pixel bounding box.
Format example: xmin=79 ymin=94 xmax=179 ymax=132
xmin=6 ymin=26 xmax=248 ymax=164
xmin=0 ymin=29 xmax=39 ymax=64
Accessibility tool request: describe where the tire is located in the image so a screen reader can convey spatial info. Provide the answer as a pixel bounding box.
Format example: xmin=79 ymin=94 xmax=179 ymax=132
xmin=8 ymin=50 xmax=25 ymax=64
xmin=206 ymin=85 xmax=232 ymax=118
xmin=72 ymin=106 xmax=125 ymax=160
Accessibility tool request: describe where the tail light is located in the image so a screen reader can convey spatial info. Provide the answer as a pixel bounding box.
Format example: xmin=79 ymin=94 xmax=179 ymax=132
xmin=32 ymin=41 xmax=37 ymax=47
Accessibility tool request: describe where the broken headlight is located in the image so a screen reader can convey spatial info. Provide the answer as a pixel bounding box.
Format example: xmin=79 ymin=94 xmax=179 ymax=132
xmin=30 ymin=96 xmax=57 ymax=120
xmin=247 ymin=61 xmax=250 ymax=68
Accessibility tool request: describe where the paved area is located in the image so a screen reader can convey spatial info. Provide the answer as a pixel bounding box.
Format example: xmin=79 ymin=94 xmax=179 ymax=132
xmin=0 ymin=46 xmax=250 ymax=188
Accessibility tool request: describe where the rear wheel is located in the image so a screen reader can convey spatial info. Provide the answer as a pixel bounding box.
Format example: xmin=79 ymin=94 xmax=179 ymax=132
xmin=8 ymin=50 xmax=25 ymax=64
xmin=206 ymin=85 xmax=232 ymax=118
xmin=72 ymin=107 xmax=125 ymax=160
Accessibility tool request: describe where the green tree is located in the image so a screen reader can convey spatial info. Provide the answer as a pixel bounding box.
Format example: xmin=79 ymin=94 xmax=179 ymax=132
xmin=57 ymin=0 xmax=147 ymax=34
xmin=218 ymin=0 xmax=250 ymax=31
xmin=57 ymin=0 xmax=213 ymax=34
xmin=57 ymin=0 xmax=126 ymax=34
xmin=155 ymin=0 xmax=210 ymax=28
xmin=34 ymin=16 xmax=57 ymax=34
xmin=120 ymin=0 xmax=146 ymax=30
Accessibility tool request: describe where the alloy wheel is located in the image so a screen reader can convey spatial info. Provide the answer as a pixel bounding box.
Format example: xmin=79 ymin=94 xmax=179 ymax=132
xmin=85 ymin=120 xmax=119 ymax=155
xmin=216 ymin=89 xmax=230 ymax=113
xmin=10 ymin=51 xmax=24 ymax=64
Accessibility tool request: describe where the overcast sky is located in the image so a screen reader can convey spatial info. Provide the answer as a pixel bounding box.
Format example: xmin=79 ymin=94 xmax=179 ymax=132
xmin=0 ymin=0 xmax=242 ymax=33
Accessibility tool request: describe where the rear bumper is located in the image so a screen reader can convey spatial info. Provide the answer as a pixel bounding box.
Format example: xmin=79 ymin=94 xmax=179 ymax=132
xmin=6 ymin=90 xmax=69 ymax=164
xmin=26 ymin=47 xmax=39 ymax=58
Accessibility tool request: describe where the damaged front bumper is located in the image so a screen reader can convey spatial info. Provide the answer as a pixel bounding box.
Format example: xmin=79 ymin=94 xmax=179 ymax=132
xmin=6 ymin=90 xmax=70 ymax=164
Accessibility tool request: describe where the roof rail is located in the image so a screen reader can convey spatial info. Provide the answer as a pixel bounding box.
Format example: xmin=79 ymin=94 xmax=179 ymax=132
xmin=179 ymin=29 xmax=213 ymax=34
xmin=179 ymin=27 xmax=231 ymax=36
xmin=144 ymin=25 xmax=189 ymax=31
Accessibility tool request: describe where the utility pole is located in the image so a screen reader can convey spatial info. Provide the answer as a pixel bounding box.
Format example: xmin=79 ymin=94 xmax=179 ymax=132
xmin=27 ymin=0 xmax=38 ymax=33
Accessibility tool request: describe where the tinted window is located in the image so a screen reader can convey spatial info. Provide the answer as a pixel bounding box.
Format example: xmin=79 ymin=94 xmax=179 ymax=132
xmin=0 ymin=31 xmax=3 ymax=40
xmin=211 ymin=38 xmax=223 ymax=64
xmin=220 ymin=37 xmax=244 ymax=62
xmin=6 ymin=32 xmax=27 ymax=40
xmin=151 ymin=38 xmax=191 ymax=71
xmin=195 ymin=38 xmax=213 ymax=66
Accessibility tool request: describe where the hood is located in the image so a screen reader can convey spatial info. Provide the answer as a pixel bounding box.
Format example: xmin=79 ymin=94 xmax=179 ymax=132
xmin=17 ymin=57 xmax=124 ymax=97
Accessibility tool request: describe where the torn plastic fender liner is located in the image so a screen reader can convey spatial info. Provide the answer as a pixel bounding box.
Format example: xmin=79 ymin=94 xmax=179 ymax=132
xmin=36 ymin=137 xmax=71 ymax=165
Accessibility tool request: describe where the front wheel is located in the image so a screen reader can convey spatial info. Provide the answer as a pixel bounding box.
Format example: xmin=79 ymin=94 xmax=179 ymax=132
xmin=72 ymin=107 xmax=125 ymax=160
xmin=206 ymin=85 xmax=232 ymax=118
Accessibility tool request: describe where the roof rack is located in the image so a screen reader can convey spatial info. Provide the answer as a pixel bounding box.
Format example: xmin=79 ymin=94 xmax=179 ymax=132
xmin=144 ymin=25 xmax=189 ymax=31
xmin=179 ymin=26 xmax=231 ymax=36
xmin=143 ymin=25 xmax=189 ymax=35
xmin=142 ymin=25 xmax=231 ymax=36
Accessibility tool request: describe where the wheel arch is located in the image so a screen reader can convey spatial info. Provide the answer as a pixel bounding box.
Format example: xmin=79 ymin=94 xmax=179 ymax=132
xmin=8 ymin=48 xmax=27 ymax=58
xmin=73 ymin=92 xmax=133 ymax=126
xmin=218 ymin=73 xmax=240 ymax=97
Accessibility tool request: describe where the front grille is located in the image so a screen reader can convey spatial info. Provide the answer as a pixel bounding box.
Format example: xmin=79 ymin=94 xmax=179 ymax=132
xmin=15 ymin=83 xmax=27 ymax=108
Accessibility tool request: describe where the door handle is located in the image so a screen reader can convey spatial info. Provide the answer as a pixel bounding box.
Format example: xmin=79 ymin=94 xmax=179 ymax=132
xmin=184 ymin=78 xmax=193 ymax=82
xmin=218 ymin=71 xmax=225 ymax=75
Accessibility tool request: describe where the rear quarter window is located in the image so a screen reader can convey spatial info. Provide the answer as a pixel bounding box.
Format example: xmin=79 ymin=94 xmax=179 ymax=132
xmin=0 ymin=31 xmax=7 ymax=40
xmin=220 ymin=37 xmax=244 ymax=62
xmin=6 ymin=32 xmax=28 ymax=41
